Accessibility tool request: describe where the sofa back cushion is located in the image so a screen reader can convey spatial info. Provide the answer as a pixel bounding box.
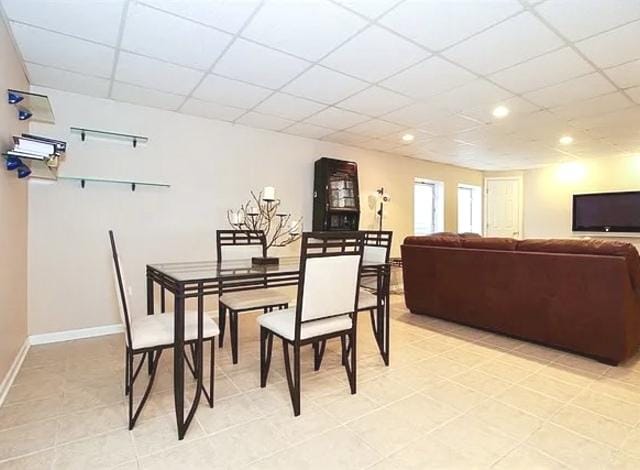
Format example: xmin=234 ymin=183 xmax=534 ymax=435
xmin=461 ymin=237 xmax=518 ymax=251
xmin=403 ymin=236 xmax=461 ymax=247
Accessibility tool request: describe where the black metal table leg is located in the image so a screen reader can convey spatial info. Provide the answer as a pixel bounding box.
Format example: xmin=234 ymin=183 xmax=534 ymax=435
xmin=146 ymin=270 xmax=155 ymax=374
xmin=174 ymin=285 xmax=186 ymax=439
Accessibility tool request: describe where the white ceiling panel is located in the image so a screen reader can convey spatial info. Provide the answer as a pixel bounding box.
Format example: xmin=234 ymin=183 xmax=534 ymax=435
xmin=361 ymin=138 xmax=405 ymax=152
xmin=489 ymin=47 xmax=594 ymax=93
xmin=191 ymin=74 xmax=272 ymax=109
xmin=25 ymin=62 xmax=110 ymax=98
xmin=550 ymin=92 xmax=634 ymax=121
xmin=425 ymin=79 xmax=513 ymax=114
xmin=443 ymin=12 xmax=564 ymax=74
xmin=181 ymin=97 xmax=246 ymax=121
xmin=379 ymin=0 xmax=523 ymax=51
xmin=535 ymin=0 xmax=640 ymax=41
xmin=213 ymin=39 xmax=309 ymax=89
xmin=338 ymin=86 xmax=412 ymax=117
xmin=2 ymin=0 xmax=125 ymax=45
xmin=604 ymin=59 xmax=640 ymax=89
xmin=304 ymin=107 xmax=369 ymax=130
xmin=381 ymin=56 xmax=476 ymax=100
xmin=420 ymin=114 xmax=482 ymax=136
xmin=253 ymin=93 xmax=326 ymax=121
xmin=347 ymin=119 xmax=405 ymax=138
xmin=576 ymin=20 xmax=640 ymax=68
xmin=111 ymin=81 xmax=185 ymax=110
xmin=241 ymin=0 xmax=366 ymax=61
xmin=283 ymin=66 xmax=369 ymax=104
xmin=121 ymin=3 xmax=232 ymax=70
xmin=323 ymin=130 xmax=369 ymax=145
xmin=115 ymin=52 xmax=204 ymax=95
xmin=10 ymin=23 xmax=115 ymax=78
xmin=139 ymin=0 xmax=262 ymax=34
xmin=523 ymin=72 xmax=616 ymax=108
xmin=334 ymin=0 xmax=401 ymax=19
xmin=382 ymin=102 xmax=450 ymax=127
xmin=282 ymin=122 xmax=334 ymax=139
xmin=236 ymin=111 xmax=295 ymax=131
xmin=462 ymin=96 xmax=540 ymax=123
xmin=321 ymin=26 xmax=428 ymax=82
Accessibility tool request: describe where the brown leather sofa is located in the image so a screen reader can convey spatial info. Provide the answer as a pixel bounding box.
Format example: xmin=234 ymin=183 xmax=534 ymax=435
xmin=401 ymin=234 xmax=640 ymax=364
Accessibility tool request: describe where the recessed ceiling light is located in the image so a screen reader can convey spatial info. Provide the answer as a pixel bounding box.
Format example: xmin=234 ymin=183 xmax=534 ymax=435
xmin=559 ymin=135 xmax=574 ymax=145
xmin=402 ymin=133 xmax=414 ymax=143
xmin=492 ymin=105 xmax=510 ymax=119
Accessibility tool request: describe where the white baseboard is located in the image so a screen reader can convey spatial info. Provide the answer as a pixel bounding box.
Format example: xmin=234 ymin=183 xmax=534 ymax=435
xmin=29 ymin=323 xmax=124 ymax=346
xmin=0 ymin=339 xmax=30 ymax=407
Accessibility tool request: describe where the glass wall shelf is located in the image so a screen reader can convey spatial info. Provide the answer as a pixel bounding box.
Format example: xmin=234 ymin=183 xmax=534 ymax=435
xmin=58 ymin=175 xmax=170 ymax=191
xmin=70 ymin=127 xmax=149 ymax=148
xmin=7 ymin=89 xmax=55 ymax=123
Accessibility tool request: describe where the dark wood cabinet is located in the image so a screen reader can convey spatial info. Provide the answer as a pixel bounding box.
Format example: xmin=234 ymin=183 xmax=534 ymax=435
xmin=313 ymin=157 xmax=360 ymax=231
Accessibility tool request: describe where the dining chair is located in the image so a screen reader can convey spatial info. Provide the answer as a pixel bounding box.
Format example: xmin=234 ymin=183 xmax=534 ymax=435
xmin=109 ymin=230 xmax=219 ymax=429
xmin=216 ymin=230 xmax=290 ymax=364
xmin=357 ymin=230 xmax=393 ymax=330
xmin=257 ymin=231 xmax=364 ymax=416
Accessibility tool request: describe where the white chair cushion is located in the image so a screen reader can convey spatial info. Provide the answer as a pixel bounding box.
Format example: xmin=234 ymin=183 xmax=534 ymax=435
xmin=220 ymin=288 xmax=290 ymax=311
xmin=130 ymin=311 xmax=219 ymax=350
xmin=358 ymin=289 xmax=378 ymax=310
xmin=257 ymin=308 xmax=352 ymax=341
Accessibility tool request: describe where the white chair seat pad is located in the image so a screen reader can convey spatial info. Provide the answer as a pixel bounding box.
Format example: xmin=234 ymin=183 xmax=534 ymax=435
xmin=130 ymin=311 xmax=219 ymax=350
xmin=358 ymin=290 xmax=378 ymax=310
xmin=220 ymin=289 xmax=290 ymax=311
xmin=257 ymin=308 xmax=352 ymax=341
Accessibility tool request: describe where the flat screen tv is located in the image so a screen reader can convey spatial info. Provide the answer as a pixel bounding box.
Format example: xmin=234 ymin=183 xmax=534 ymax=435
xmin=573 ymin=191 xmax=640 ymax=232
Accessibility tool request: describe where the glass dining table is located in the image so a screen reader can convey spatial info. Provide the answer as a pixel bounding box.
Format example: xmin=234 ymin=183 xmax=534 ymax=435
xmin=146 ymin=256 xmax=391 ymax=439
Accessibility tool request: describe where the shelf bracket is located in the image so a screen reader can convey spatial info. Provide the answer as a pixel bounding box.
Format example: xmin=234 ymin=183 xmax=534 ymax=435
xmin=131 ymin=183 xmax=136 ymax=192
xmin=81 ymin=179 xmax=86 ymax=188
xmin=133 ymin=138 xmax=137 ymax=148
xmin=81 ymin=130 xmax=86 ymax=141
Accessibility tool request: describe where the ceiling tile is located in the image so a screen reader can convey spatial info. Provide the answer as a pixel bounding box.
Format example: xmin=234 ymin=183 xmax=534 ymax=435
xmin=115 ymin=52 xmax=204 ymax=95
xmin=489 ymin=47 xmax=594 ymax=93
xmin=236 ymin=111 xmax=295 ymax=131
xmin=605 ymin=59 xmax=640 ymax=89
xmin=443 ymin=12 xmax=564 ymax=74
xmin=191 ymin=74 xmax=272 ymax=108
xmin=334 ymin=0 xmax=401 ymax=19
xmin=139 ymin=0 xmax=262 ymax=34
xmin=25 ymin=62 xmax=110 ymax=98
xmin=323 ymin=130 xmax=369 ymax=145
xmin=347 ymin=119 xmax=405 ymax=138
xmin=180 ymin=97 xmax=245 ymax=121
xmin=242 ymin=0 xmax=367 ymax=61
xmin=304 ymin=107 xmax=369 ymax=130
xmin=111 ymin=81 xmax=185 ymax=111
xmin=576 ymin=21 xmax=640 ymax=68
xmin=382 ymin=102 xmax=450 ymax=127
xmin=338 ymin=86 xmax=412 ymax=116
xmin=379 ymin=0 xmax=523 ymax=51
xmin=253 ymin=93 xmax=326 ymax=121
xmin=535 ymin=0 xmax=640 ymax=41
xmin=213 ymin=39 xmax=310 ymax=89
xmin=420 ymin=115 xmax=482 ymax=136
xmin=462 ymin=96 xmax=540 ymax=123
xmin=361 ymin=138 xmax=406 ymax=152
xmin=381 ymin=56 xmax=476 ymax=100
xmin=523 ymin=72 xmax=616 ymax=108
xmin=425 ymin=79 xmax=513 ymax=114
xmin=122 ymin=3 xmax=232 ymax=70
xmin=321 ymin=25 xmax=428 ymax=82
xmin=282 ymin=122 xmax=334 ymax=139
xmin=550 ymin=92 xmax=634 ymax=121
xmin=629 ymin=86 xmax=640 ymax=104
xmin=283 ymin=65 xmax=369 ymax=104
xmin=10 ymin=23 xmax=115 ymax=78
xmin=2 ymin=0 xmax=125 ymax=45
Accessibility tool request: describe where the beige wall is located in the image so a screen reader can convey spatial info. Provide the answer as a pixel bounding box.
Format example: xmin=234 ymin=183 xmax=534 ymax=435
xmin=0 ymin=20 xmax=29 ymax=381
xmin=521 ymin=155 xmax=640 ymax=240
xmin=27 ymin=87 xmax=482 ymax=335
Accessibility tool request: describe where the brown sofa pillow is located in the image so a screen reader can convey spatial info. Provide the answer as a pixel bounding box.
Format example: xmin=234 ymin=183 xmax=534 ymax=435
xmin=461 ymin=237 xmax=518 ymax=251
xmin=403 ymin=236 xmax=462 ymax=247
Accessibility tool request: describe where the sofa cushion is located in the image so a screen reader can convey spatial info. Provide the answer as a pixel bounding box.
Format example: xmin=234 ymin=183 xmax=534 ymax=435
xmin=403 ymin=236 xmax=461 ymax=247
xmin=459 ymin=232 xmax=482 ymax=238
xmin=430 ymin=232 xmax=460 ymax=238
xmin=518 ymin=239 xmax=640 ymax=290
xmin=461 ymin=237 xmax=518 ymax=251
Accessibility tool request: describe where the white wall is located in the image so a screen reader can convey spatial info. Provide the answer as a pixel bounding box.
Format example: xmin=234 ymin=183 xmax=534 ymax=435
xmin=28 ymin=87 xmax=482 ymax=335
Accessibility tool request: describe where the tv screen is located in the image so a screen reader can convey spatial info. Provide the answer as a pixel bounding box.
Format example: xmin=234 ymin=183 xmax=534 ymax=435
xmin=573 ymin=191 xmax=640 ymax=232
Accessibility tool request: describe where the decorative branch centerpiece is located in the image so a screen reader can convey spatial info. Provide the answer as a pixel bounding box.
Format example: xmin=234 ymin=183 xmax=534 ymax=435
xmin=227 ymin=187 xmax=303 ymax=265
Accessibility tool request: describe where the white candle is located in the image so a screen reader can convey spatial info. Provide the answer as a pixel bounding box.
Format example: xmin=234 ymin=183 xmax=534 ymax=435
xmin=263 ymin=186 xmax=275 ymax=201
xmin=247 ymin=205 xmax=258 ymax=215
xmin=230 ymin=212 xmax=239 ymax=224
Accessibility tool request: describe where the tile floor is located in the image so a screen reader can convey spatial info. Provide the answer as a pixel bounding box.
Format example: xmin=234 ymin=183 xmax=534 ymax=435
xmin=2 ymin=297 xmax=640 ymax=469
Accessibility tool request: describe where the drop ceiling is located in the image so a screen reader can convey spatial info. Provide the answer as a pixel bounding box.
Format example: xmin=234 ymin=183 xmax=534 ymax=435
xmin=2 ymin=0 xmax=639 ymax=170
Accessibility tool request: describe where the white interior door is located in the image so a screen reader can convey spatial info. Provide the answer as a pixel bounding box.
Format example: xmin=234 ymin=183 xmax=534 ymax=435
xmin=484 ymin=177 xmax=522 ymax=238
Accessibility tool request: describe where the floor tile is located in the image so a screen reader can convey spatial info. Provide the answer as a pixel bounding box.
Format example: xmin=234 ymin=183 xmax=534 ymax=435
xmin=0 ymin=418 xmax=58 ymax=462
xmin=52 ymin=429 xmax=136 ymax=470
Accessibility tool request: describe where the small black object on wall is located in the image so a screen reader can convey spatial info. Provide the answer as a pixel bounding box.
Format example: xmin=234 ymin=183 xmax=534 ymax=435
xmin=313 ymin=157 xmax=360 ymax=231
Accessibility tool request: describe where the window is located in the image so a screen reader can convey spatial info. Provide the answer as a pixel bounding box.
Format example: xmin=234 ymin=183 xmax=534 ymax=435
xmin=414 ymin=178 xmax=444 ymax=235
xmin=457 ymin=184 xmax=482 ymax=234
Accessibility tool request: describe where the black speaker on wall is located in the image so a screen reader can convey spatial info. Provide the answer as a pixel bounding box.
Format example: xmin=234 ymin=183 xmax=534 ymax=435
xmin=312 ymin=157 xmax=360 ymax=231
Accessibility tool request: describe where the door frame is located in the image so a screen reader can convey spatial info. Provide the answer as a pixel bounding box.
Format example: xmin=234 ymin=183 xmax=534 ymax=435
xmin=483 ymin=175 xmax=523 ymax=238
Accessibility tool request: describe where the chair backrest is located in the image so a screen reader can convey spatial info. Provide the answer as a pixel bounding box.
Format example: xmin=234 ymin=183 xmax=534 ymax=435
xmin=216 ymin=230 xmax=266 ymax=260
xmin=109 ymin=230 xmax=133 ymax=347
xmin=363 ymin=230 xmax=393 ymax=264
xmin=294 ymin=232 xmax=364 ymax=340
